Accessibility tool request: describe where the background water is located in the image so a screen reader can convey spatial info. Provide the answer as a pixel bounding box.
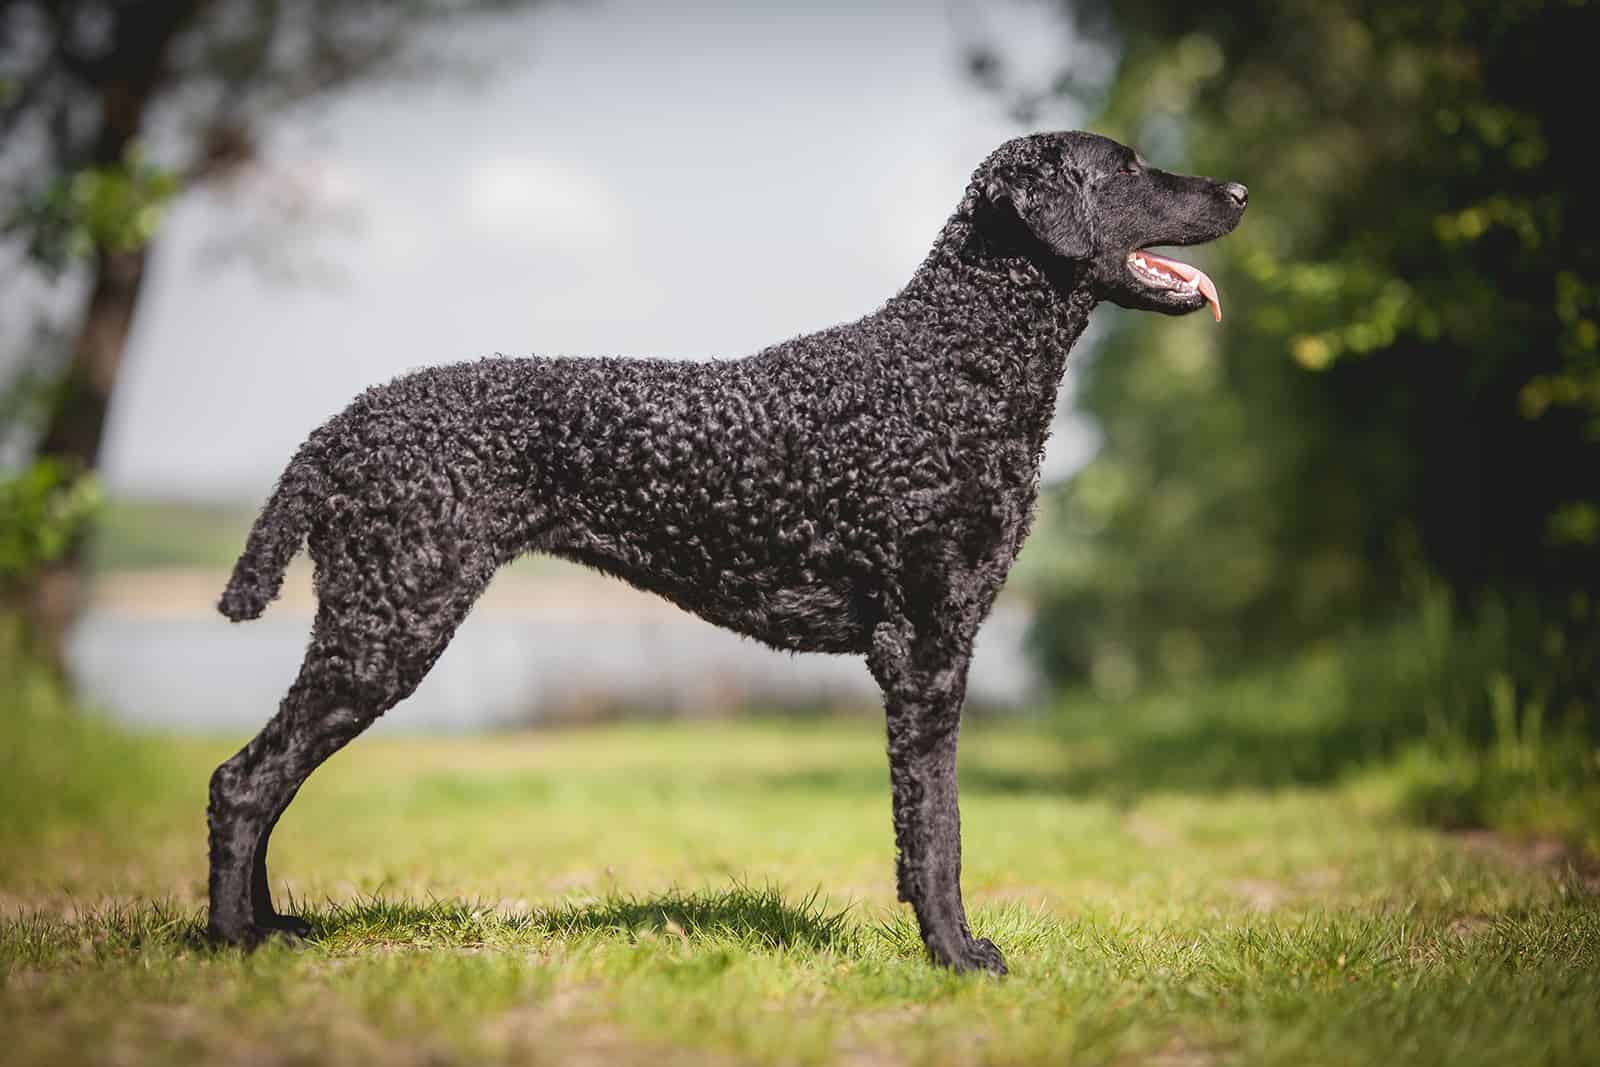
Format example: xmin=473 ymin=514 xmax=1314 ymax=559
xmin=67 ymin=600 xmax=1038 ymax=735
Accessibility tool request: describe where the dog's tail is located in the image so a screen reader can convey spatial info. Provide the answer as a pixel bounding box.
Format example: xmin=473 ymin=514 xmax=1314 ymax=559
xmin=218 ymin=454 xmax=320 ymax=622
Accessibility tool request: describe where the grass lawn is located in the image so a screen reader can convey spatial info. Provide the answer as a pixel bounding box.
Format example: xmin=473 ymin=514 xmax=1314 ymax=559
xmin=4 ymin=664 xmax=1599 ymax=1065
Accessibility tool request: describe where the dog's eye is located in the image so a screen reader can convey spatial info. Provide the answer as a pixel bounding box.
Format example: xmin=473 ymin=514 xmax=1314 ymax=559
xmin=1118 ymin=161 xmax=1143 ymax=176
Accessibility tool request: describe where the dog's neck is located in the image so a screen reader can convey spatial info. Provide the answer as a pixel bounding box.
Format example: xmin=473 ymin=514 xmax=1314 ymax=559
xmin=885 ymin=198 xmax=1097 ymax=446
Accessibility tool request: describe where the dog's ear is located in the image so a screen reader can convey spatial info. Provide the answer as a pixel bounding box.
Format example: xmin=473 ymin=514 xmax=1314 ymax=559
xmin=981 ymin=168 xmax=1033 ymax=218
xmin=979 ymin=167 xmax=1037 ymax=239
xmin=981 ymin=166 xmax=1093 ymax=262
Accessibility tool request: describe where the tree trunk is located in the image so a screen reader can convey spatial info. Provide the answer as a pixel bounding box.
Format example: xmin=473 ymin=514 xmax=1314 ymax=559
xmin=27 ymin=244 xmax=151 ymax=668
xmin=22 ymin=0 xmax=199 ymax=670
xmin=39 ymin=247 xmax=149 ymax=466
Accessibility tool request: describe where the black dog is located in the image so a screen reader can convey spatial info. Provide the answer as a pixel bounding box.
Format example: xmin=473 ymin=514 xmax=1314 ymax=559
xmin=209 ymin=131 xmax=1246 ymax=972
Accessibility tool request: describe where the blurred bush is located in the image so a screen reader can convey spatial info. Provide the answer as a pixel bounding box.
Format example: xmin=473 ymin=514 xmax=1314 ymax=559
xmin=0 ymin=458 xmax=101 ymax=595
xmin=1034 ymin=587 xmax=1600 ymax=848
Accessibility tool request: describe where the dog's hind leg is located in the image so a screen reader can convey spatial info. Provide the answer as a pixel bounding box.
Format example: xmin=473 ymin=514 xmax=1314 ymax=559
xmin=869 ymin=613 xmax=1006 ymax=975
xmin=208 ymin=544 xmax=496 ymax=947
xmin=249 ymin=799 xmax=307 ymax=935
xmin=207 ymin=653 xmax=361 ymax=945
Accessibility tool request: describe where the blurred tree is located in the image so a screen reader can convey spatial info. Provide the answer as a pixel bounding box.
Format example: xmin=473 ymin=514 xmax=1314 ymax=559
xmin=0 ymin=0 xmax=545 ymax=665
xmin=974 ymin=0 xmax=1597 ymax=704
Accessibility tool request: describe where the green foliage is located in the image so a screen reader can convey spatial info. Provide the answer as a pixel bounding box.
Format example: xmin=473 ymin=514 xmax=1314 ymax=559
xmin=1034 ymin=590 xmax=1600 ymax=853
xmin=0 ymin=459 xmax=102 ymax=592
xmin=0 ymin=358 xmax=103 ymax=597
xmin=4 ymin=155 xmax=179 ymax=272
xmin=1026 ymin=0 xmax=1599 ymax=700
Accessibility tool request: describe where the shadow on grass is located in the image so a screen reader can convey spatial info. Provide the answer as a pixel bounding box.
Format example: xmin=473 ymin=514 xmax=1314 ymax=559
xmin=0 ymin=885 xmax=865 ymax=965
xmin=310 ymin=882 xmax=860 ymax=954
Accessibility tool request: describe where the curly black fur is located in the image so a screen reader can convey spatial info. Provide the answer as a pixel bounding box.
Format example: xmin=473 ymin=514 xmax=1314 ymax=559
xmin=207 ymin=131 xmax=1246 ymax=972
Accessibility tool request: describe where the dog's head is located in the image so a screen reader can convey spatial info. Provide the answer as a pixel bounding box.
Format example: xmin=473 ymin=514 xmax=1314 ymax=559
xmin=972 ymin=131 xmax=1247 ymax=320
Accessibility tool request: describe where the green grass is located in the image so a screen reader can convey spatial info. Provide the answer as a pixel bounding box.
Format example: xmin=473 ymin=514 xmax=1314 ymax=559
xmin=4 ymin=644 xmax=1599 ymax=1065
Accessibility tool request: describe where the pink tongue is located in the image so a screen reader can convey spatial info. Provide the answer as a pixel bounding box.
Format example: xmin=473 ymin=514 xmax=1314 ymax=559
xmin=1140 ymin=251 xmax=1222 ymax=322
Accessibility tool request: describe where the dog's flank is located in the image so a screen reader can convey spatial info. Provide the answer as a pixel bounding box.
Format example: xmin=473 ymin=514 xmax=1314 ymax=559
xmin=207 ymin=130 xmax=1246 ymax=973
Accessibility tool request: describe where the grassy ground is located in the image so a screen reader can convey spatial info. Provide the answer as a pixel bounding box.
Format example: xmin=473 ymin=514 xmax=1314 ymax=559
xmin=5 ymin=647 xmax=1599 ymax=1067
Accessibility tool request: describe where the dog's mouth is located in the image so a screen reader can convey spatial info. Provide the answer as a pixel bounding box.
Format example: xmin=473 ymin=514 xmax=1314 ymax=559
xmin=1126 ymin=249 xmax=1222 ymax=322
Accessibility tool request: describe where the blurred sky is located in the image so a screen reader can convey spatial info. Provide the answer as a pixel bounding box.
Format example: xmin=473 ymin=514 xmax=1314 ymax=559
xmin=83 ymin=0 xmax=1101 ymax=498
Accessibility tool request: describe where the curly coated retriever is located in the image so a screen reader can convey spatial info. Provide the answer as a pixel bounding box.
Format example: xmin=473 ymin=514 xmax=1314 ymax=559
xmin=208 ymin=130 xmax=1247 ymax=972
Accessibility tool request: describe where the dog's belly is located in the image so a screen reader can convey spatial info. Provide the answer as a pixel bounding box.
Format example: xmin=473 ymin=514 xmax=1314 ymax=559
xmin=666 ymin=578 xmax=873 ymax=655
xmin=551 ymin=544 xmax=872 ymax=655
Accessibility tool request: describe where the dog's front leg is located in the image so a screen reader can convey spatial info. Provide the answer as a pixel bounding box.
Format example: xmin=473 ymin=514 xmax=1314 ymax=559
xmin=870 ymin=618 xmax=1007 ymax=975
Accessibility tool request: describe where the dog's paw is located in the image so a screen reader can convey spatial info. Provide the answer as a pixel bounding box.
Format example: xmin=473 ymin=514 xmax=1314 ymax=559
xmin=207 ymin=915 xmax=312 ymax=951
xmin=966 ymin=936 xmax=1008 ymax=976
xmin=258 ymin=913 xmax=314 ymax=940
xmin=206 ymin=920 xmax=265 ymax=950
xmin=930 ymin=934 xmax=1009 ymax=975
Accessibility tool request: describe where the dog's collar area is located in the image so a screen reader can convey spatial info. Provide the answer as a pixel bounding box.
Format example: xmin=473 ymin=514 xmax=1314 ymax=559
xmin=1127 ymin=250 xmax=1221 ymax=321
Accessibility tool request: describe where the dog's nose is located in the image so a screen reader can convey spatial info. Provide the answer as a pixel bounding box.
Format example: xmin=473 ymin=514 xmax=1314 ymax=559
xmin=1224 ymin=182 xmax=1248 ymax=208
